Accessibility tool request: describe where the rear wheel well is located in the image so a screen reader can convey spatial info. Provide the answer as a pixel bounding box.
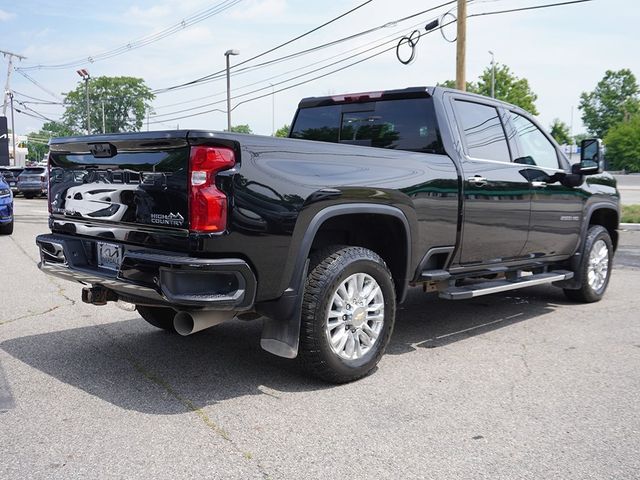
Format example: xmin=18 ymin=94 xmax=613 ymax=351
xmin=309 ymin=213 xmax=408 ymax=299
xmin=589 ymin=208 xmax=618 ymax=251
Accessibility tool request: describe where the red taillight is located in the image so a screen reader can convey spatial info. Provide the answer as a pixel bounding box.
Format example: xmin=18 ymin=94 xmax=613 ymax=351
xmin=189 ymin=146 xmax=235 ymax=232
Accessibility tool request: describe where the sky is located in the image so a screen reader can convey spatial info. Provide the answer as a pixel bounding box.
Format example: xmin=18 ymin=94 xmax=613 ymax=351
xmin=0 ymin=0 xmax=639 ymax=138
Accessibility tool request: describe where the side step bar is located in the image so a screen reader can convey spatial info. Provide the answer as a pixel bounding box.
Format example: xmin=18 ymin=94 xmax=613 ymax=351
xmin=439 ymin=270 xmax=574 ymax=300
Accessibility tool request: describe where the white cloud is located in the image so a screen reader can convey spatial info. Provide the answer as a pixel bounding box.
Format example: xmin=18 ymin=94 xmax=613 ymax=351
xmin=0 ymin=9 xmax=16 ymax=21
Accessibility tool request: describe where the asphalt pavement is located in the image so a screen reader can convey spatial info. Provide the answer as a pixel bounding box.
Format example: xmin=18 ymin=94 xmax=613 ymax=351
xmin=614 ymin=174 xmax=640 ymax=205
xmin=1 ymin=198 xmax=639 ymax=480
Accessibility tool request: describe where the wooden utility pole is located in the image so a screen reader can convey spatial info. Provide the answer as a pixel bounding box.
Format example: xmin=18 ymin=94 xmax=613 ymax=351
xmin=456 ymin=0 xmax=467 ymax=91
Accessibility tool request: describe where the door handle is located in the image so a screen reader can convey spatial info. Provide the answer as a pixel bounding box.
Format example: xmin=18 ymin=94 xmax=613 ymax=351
xmin=467 ymin=175 xmax=488 ymax=187
xmin=531 ymin=181 xmax=547 ymax=188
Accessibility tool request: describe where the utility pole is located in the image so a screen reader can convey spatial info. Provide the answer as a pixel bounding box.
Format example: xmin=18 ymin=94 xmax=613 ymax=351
xmin=224 ymin=49 xmax=240 ymax=131
xmin=1 ymin=49 xmax=26 ymax=117
xmin=76 ymin=69 xmax=90 ymax=134
xmin=8 ymin=91 xmax=16 ymax=163
xmin=456 ymin=0 xmax=467 ymax=91
xmin=270 ymin=83 xmax=275 ymax=136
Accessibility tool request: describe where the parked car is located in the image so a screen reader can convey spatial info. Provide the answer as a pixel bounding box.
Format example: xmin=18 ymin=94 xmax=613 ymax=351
xmin=0 ymin=167 xmax=24 ymax=195
xmin=17 ymin=166 xmax=48 ymax=199
xmin=36 ymin=86 xmax=619 ymax=382
xmin=0 ymin=175 xmax=14 ymax=234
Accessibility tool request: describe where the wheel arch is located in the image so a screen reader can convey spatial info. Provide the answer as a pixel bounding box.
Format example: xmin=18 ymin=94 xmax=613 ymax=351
xmin=257 ymin=203 xmax=413 ymax=359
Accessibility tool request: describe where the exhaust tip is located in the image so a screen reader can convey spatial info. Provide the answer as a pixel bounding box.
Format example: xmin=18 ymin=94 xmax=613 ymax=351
xmin=174 ymin=311 xmax=195 ymax=336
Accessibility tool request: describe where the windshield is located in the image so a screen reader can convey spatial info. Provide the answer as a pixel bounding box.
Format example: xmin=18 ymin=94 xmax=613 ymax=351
xmin=21 ymin=168 xmax=46 ymax=175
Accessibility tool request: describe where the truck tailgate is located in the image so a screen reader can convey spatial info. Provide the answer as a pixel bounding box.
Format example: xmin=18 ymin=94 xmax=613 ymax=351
xmin=49 ymin=132 xmax=191 ymax=249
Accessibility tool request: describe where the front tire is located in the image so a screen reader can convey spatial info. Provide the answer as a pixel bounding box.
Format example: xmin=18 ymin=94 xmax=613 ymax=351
xmin=299 ymin=246 xmax=396 ymax=383
xmin=137 ymin=306 xmax=177 ymax=332
xmin=0 ymin=220 xmax=13 ymax=235
xmin=563 ymin=225 xmax=613 ymax=303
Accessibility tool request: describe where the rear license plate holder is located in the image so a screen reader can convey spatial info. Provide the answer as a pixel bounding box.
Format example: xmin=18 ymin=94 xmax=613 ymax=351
xmin=96 ymin=242 xmax=123 ymax=271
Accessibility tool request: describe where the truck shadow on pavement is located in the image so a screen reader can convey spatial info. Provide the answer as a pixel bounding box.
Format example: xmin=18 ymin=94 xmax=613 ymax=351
xmin=1 ymin=284 xmax=573 ymax=414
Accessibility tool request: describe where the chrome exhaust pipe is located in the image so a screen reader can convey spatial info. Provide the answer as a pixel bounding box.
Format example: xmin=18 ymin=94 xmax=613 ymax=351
xmin=173 ymin=310 xmax=235 ymax=336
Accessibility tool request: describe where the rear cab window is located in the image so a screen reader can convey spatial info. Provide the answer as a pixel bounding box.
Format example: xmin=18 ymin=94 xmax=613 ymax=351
xmin=291 ymin=97 xmax=445 ymax=154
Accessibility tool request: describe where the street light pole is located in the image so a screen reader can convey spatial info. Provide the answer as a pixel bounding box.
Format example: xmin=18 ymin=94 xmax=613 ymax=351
xmin=224 ymin=49 xmax=240 ymax=131
xmin=76 ymin=69 xmax=91 ymax=134
xmin=489 ymin=50 xmax=496 ymax=98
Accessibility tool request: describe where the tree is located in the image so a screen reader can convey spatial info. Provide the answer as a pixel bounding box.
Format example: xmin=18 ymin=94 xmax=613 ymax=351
xmin=275 ymin=124 xmax=290 ymax=137
xmin=603 ymin=115 xmax=640 ymax=172
xmin=26 ymin=121 xmax=77 ymax=162
xmin=549 ymin=119 xmax=571 ymax=145
xmin=228 ymin=124 xmax=253 ymax=134
xmin=579 ymin=69 xmax=640 ymax=139
xmin=439 ymin=64 xmax=539 ymax=115
xmin=63 ymin=76 xmax=154 ymax=134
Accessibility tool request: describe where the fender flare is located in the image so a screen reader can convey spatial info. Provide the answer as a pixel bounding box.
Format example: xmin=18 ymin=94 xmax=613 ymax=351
xmin=257 ymin=203 xmax=412 ymax=359
xmin=556 ymin=201 xmax=619 ymax=290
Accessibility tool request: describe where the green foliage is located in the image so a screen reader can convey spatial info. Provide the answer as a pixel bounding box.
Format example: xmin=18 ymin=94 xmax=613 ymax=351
xmin=573 ymin=133 xmax=589 ymax=146
xmin=275 ymin=124 xmax=290 ymax=137
xmin=228 ymin=124 xmax=253 ymax=134
xmin=550 ymin=119 xmax=571 ymax=145
xmin=26 ymin=121 xmax=77 ymax=161
xmin=439 ymin=64 xmax=539 ymax=115
xmin=63 ymin=76 xmax=154 ymax=134
xmin=579 ymin=69 xmax=640 ymax=138
xmin=603 ymin=115 xmax=640 ymax=172
xmin=621 ymin=204 xmax=640 ymax=223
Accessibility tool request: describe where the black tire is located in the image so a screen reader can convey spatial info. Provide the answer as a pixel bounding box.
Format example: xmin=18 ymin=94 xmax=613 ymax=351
xmin=137 ymin=306 xmax=177 ymax=332
xmin=0 ymin=220 xmax=13 ymax=235
xmin=563 ymin=225 xmax=613 ymax=303
xmin=299 ymin=246 xmax=396 ymax=383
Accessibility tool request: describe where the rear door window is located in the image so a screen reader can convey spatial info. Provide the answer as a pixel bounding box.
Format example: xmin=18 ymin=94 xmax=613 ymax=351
xmin=454 ymin=100 xmax=511 ymax=162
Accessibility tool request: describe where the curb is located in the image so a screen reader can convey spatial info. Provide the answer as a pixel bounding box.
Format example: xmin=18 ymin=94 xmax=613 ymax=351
xmin=620 ymin=223 xmax=640 ymax=231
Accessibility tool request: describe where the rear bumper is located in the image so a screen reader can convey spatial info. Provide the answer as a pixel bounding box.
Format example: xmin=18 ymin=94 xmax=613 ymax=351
xmin=18 ymin=186 xmax=47 ymax=194
xmin=36 ymin=233 xmax=257 ymax=310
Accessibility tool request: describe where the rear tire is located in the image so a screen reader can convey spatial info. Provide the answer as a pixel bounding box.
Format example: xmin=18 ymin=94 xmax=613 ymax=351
xmin=0 ymin=220 xmax=13 ymax=235
xmin=563 ymin=225 xmax=613 ymax=303
xmin=299 ymin=246 xmax=396 ymax=383
xmin=137 ymin=306 xmax=177 ymax=332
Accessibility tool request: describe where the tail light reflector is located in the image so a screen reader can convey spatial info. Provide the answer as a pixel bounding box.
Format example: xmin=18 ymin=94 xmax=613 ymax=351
xmin=189 ymin=146 xmax=235 ymax=232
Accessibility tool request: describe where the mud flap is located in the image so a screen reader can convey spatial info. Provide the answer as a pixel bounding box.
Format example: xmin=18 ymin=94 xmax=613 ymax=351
xmin=256 ymin=260 xmax=309 ymax=359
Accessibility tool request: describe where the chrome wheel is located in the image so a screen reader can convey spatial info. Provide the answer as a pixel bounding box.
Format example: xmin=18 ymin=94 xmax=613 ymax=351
xmin=325 ymin=272 xmax=385 ymax=360
xmin=587 ymin=239 xmax=609 ymax=292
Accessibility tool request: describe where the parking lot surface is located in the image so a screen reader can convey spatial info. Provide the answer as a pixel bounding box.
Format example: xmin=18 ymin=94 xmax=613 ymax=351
xmin=1 ymin=197 xmax=639 ymax=479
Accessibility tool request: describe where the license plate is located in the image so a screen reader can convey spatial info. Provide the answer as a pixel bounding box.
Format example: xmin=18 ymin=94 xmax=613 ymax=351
xmin=97 ymin=242 xmax=122 ymax=271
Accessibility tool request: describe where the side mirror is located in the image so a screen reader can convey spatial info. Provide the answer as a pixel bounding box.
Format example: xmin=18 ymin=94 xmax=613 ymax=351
xmin=572 ymin=138 xmax=603 ymax=175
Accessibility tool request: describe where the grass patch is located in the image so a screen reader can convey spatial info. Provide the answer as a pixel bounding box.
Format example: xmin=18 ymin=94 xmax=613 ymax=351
xmin=621 ymin=204 xmax=640 ymax=223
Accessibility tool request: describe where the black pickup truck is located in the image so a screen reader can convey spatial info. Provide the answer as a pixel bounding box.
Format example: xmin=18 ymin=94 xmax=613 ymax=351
xmin=36 ymin=87 xmax=619 ymax=382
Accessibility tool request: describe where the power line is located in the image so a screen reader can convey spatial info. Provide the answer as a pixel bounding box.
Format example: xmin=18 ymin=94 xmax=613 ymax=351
xmin=150 ymin=12 xmax=445 ymax=119
xmin=150 ymin=0 xmax=594 ymax=125
xmin=468 ymin=0 xmax=593 ymax=18
xmin=16 ymin=0 xmax=245 ymax=71
xmin=11 ymin=90 xmax=64 ymax=104
xmin=152 ymin=0 xmax=378 ymax=94
xmin=15 ymin=70 xmax=64 ymax=102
